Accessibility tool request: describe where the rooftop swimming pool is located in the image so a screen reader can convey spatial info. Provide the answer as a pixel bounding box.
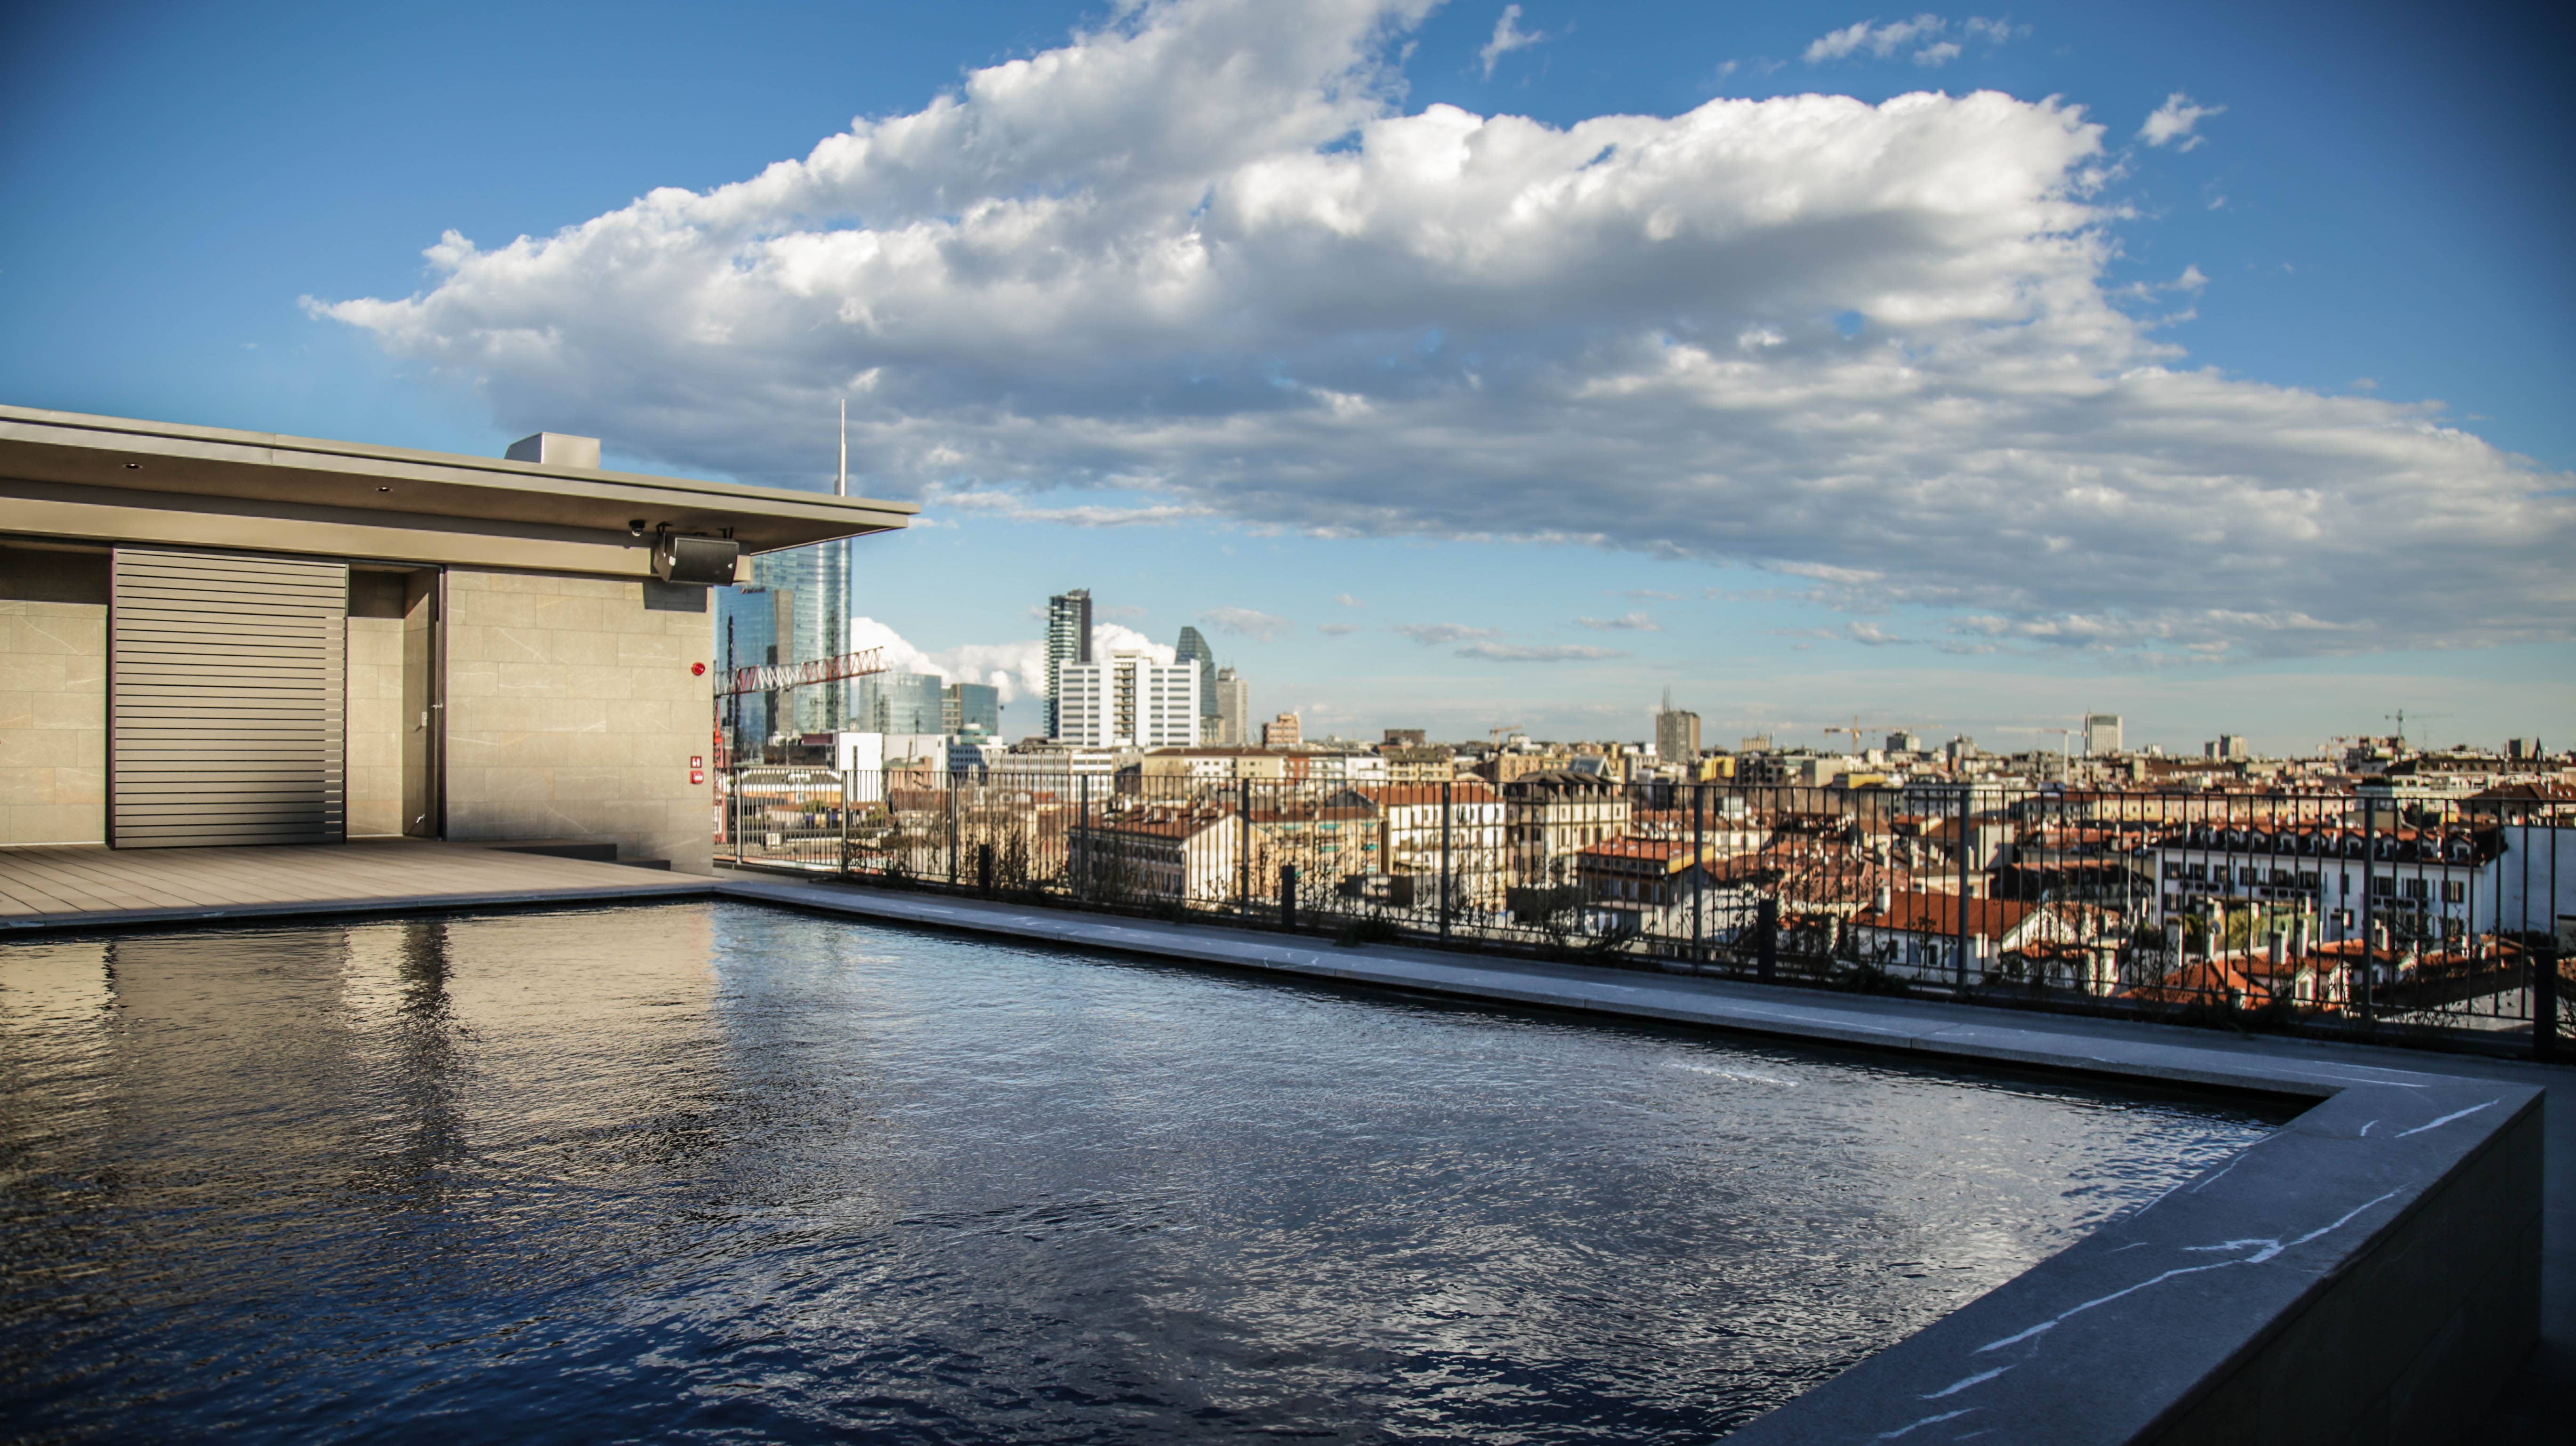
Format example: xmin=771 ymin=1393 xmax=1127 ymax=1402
xmin=0 ymin=901 xmax=2282 ymax=1443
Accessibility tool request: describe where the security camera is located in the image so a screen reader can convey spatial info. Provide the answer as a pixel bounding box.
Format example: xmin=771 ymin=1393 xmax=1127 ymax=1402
xmin=628 ymin=519 xmax=647 ymax=538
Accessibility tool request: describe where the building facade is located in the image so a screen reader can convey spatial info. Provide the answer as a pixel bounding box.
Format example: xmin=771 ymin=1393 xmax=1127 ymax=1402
xmin=853 ymin=671 xmax=943 ymax=734
xmin=0 ymin=404 xmax=912 ymax=870
xmin=1655 ymin=706 xmax=1702 ymax=762
xmin=1044 ymin=589 xmax=1091 ymax=737
xmin=1214 ymin=666 xmax=1250 ymax=746
xmin=747 ymin=539 xmax=849 ymax=733
xmin=943 ymin=681 xmax=1000 ymax=738
xmin=2084 ymin=713 xmax=2124 ymax=757
xmin=1174 ymin=626 xmax=1218 ymax=739
xmin=1054 ymin=651 xmax=1201 ymax=749
xmin=1262 ymin=712 xmax=1301 ymax=748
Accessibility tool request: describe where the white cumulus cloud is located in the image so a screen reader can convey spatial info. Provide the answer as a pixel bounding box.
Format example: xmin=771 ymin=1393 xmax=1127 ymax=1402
xmin=318 ymin=0 xmax=2572 ymax=660
xmin=2140 ymin=92 xmax=2224 ymax=150
xmin=1478 ymin=3 xmax=1546 ymax=79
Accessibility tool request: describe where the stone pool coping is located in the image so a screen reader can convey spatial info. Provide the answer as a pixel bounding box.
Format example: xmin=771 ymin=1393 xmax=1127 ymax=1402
xmin=712 ymin=875 xmax=2546 ymax=1445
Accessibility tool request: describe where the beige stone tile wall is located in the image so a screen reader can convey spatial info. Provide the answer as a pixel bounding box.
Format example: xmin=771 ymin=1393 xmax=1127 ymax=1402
xmin=0 ymin=600 xmax=106 ymax=845
xmin=443 ymin=570 xmax=716 ymax=873
xmin=346 ymin=616 xmax=404 ymax=838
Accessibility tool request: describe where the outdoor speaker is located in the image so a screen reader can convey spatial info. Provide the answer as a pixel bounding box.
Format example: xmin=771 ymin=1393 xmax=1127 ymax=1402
xmin=654 ymin=532 xmax=740 ymax=585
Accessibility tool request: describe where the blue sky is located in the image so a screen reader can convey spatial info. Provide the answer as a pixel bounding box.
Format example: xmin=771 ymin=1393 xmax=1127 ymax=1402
xmin=6 ymin=0 xmax=2570 ymax=754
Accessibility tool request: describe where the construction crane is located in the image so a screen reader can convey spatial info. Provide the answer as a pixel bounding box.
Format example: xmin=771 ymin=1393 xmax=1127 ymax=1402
xmin=1488 ymin=723 xmax=1524 ymax=747
xmin=2383 ymin=709 xmax=2453 ymax=749
xmin=1825 ymin=715 xmax=1869 ymax=755
xmin=716 ymin=646 xmax=888 ymax=698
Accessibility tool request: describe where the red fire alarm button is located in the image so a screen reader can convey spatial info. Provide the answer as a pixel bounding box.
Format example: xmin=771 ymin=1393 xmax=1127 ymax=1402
xmin=690 ymin=769 xmax=705 ymax=785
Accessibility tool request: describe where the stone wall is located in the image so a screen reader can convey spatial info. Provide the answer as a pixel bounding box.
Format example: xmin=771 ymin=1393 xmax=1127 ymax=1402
xmin=441 ymin=570 xmax=714 ymax=873
xmin=346 ymin=616 xmax=404 ymax=838
xmin=0 ymin=598 xmax=106 ymax=846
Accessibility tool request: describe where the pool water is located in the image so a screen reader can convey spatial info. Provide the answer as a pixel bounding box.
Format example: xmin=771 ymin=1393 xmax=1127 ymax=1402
xmin=0 ymin=902 xmax=2278 ymax=1443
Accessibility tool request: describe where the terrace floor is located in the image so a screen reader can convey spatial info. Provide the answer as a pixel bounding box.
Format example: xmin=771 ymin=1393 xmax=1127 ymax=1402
xmin=0 ymin=839 xmax=713 ymax=932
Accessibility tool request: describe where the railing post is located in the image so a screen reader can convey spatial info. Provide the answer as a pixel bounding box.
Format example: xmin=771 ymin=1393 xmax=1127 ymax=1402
xmin=2358 ymin=795 xmax=2376 ymax=1022
xmin=1077 ymin=771 xmax=1091 ymax=901
xmin=1692 ymin=781 xmax=1706 ymax=966
xmin=1757 ymin=896 xmax=1778 ymax=983
xmin=947 ymin=784 xmax=958 ymax=887
xmin=1956 ymin=782 xmax=1972 ymax=990
xmin=837 ymin=769 xmax=851 ymax=882
xmin=1440 ymin=781 xmax=1454 ymax=944
xmin=1239 ymin=776 xmax=1253 ymax=920
xmin=1281 ymin=863 xmax=1297 ymax=932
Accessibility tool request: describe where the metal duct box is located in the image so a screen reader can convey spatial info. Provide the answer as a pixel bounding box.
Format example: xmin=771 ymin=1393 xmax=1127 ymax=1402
xmin=504 ymin=432 xmax=602 ymax=468
xmin=654 ymin=532 xmax=740 ymax=584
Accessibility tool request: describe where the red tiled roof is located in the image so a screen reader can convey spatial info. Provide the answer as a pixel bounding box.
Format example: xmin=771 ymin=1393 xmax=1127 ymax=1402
xmin=1853 ymin=890 xmax=2037 ymax=942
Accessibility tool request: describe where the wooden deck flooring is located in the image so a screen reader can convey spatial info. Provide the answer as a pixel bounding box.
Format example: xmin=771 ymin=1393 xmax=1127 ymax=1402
xmin=0 ymin=840 xmax=711 ymax=932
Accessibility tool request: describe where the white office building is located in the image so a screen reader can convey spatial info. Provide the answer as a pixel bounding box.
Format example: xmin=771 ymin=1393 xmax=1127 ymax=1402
xmin=1054 ymin=651 xmax=1202 ymax=750
xmin=2084 ymin=713 xmax=2124 ymax=757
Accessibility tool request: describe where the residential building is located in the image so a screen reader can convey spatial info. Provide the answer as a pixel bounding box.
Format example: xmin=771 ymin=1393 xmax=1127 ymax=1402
xmin=1655 ymin=704 xmax=1702 ymax=763
xmin=2207 ymin=734 xmax=2250 ymax=762
xmin=1044 ymin=588 xmax=1091 ymax=737
xmin=943 ymin=681 xmax=1001 ymax=738
xmin=1576 ymin=837 xmax=1704 ymax=911
xmin=1263 ymin=712 xmax=1301 ymax=748
xmin=2143 ymin=821 xmax=2511 ymax=946
xmin=1383 ymin=729 xmax=1428 ymax=748
xmin=992 ymin=743 xmax=1119 ymax=788
xmin=1068 ymin=804 xmax=1238 ymax=904
xmin=1175 ymin=626 xmax=1219 ymax=737
xmin=1378 ymin=746 xmax=1457 ymax=785
xmin=2084 ymin=713 xmax=2124 ymax=757
xmin=1137 ymin=747 xmax=1292 ymax=787
xmin=1849 ymin=890 xmax=2087 ymax=984
xmin=0 ymin=404 xmax=911 ymax=867
xmin=1502 ymin=771 xmax=1632 ymax=885
xmin=1214 ymin=666 xmax=1251 ymax=746
xmin=1056 ymin=651 xmax=1201 ymax=750
xmin=1886 ymin=731 xmax=1924 ymax=754
xmin=1344 ymin=782 xmax=1507 ymax=911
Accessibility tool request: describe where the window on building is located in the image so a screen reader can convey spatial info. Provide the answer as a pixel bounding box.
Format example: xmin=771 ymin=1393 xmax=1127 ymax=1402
xmin=2443 ymin=879 xmax=2465 ymax=904
xmin=2298 ymin=873 xmax=2320 ymax=890
xmin=2403 ymin=877 xmax=2429 ymax=901
xmin=2371 ymin=875 xmax=2394 ymax=897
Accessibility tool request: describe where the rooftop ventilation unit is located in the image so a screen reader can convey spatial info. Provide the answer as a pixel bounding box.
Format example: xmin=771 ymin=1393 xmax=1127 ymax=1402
xmin=654 ymin=528 xmax=740 ymax=585
xmin=504 ymin=432 xmax=602 ymax=468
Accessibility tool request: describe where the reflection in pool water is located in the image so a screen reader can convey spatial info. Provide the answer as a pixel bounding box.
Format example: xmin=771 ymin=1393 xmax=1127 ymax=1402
xmin=0 ymin=902 xmax=2278 ymax=1443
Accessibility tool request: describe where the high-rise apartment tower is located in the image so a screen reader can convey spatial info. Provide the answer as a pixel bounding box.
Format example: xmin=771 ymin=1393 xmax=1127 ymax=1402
xmin=1044 ymin=589 xmax=1092 ymax=738
xmin=1214 ymin=667 xmax=1250 ymax=745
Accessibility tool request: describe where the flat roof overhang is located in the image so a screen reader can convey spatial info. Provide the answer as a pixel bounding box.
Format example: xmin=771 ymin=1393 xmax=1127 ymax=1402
xmin=0 ymin=404 xmax=918 ymax=578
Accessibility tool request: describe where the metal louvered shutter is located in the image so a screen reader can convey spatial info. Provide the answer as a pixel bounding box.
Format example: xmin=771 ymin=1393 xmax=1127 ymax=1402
xmin=111 ymin=547 xmax=346 ymax=847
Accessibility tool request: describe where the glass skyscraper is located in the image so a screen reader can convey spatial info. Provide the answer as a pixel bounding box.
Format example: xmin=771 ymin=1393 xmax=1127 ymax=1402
xmin=1174 ymin=626 xmax=1217 ymax=740
xmin=749 ymin=539 xmax=850 ymax=734
xmin=1045 ymin=589 xmax=1091 ymax=738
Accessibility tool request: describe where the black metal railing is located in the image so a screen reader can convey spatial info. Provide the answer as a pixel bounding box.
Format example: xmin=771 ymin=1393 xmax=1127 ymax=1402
xmin=715 ymin=767 xmax=2575 ymax=1058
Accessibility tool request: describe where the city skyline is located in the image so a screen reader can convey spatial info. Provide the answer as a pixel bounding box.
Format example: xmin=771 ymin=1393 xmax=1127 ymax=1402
xmin=6 ymin=0 xmax=2568 ymax=755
